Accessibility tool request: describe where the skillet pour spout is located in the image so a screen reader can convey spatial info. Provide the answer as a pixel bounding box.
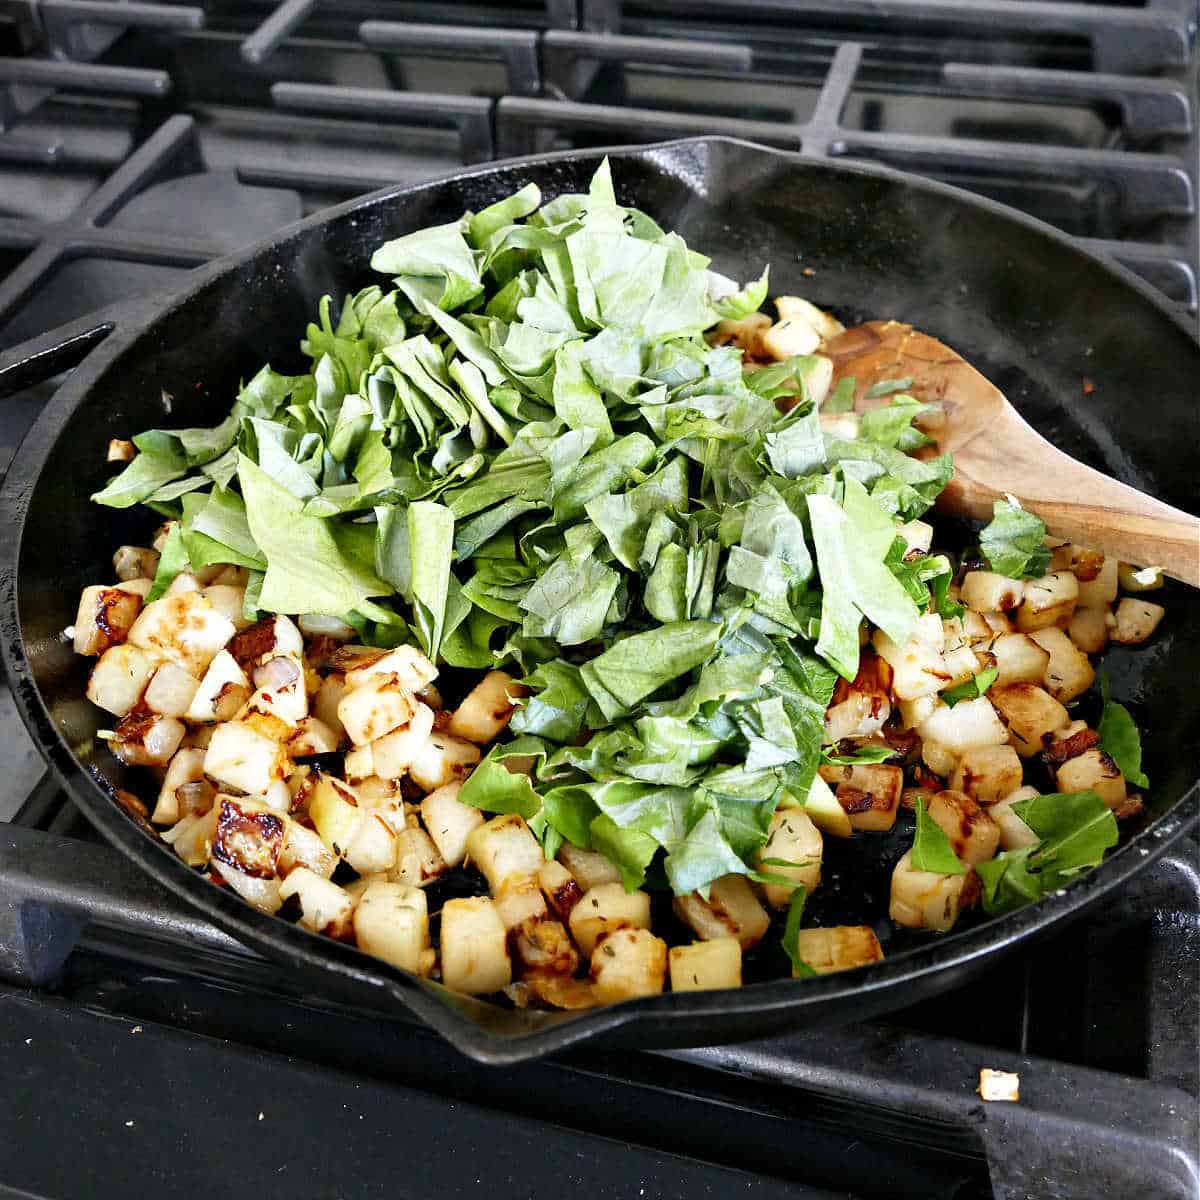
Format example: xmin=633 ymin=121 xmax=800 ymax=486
xmin=0 ymin=137 xmax=1196 ymax=1063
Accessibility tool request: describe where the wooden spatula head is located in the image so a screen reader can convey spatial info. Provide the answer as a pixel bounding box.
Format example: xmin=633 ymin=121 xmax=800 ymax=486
xmin=823 ymin=320 xmax=1199 ymax=587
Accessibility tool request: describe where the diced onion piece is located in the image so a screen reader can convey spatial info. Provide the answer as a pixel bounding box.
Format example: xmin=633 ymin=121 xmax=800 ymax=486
xmin=210 ymin=859 xmax=282 ymax=915
xmin=153 ymin=747 xmax=206 ymax=825
xmin=1118 ymin=563 xmax=1164 ymax=593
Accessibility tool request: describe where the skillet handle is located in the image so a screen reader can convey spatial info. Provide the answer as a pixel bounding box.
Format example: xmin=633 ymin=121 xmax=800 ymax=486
xmin=0 ymin=298 xmax=148 ymax=400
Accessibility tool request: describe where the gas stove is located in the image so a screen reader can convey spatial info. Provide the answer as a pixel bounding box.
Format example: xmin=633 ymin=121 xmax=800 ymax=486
xmin=0 ymin=3 xmax=1197 ymax=1197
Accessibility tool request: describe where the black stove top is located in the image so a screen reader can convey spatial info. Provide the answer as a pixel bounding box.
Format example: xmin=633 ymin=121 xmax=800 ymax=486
xmin=0 ymin=3 xmax=1197 ymax=1197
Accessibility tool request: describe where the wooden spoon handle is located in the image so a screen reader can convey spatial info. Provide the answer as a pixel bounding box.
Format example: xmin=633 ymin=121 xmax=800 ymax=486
xmin=949 ymin=404 xmax=1200 ymax=588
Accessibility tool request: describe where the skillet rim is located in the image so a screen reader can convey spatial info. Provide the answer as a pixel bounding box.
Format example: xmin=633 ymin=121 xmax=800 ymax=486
xmin=1 ymin=135 xmax=1196 ymax=1064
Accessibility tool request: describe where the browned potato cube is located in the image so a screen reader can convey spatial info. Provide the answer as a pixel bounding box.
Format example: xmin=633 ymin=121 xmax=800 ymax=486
xmin=990 ymin=633 xmax=1051 ymax=687
xmin=991 ymin=786 xmax=1041 ymax=851
xmin=1029 ymin=627 xmax=1096 ymax=704
xmin=465 ymin=813 xmax=544 ymax=892
xmin=73 ymin=585 xmax=143 ymax=656
xmin=439 ymin=896 xmax=511 ymax=995
xmin=927 ymin=790 xmax=1000 ymax=866
xmin=1055 ymin=748 xmax=1127 ymax=810
xmin=989 ymin=683 xmax=1070 ymax=756
xmin=1015 ymin=572 xmax=1079 ymax=632
xmin=509 ymin=916 xmax=578 ymax=978
xmin=493 ymin=875 xmax=549 ymax=931
xmin=821 ymin=763 xmax=903 ymax=832
xmin=569 ymin=882 xmax=652 ymax=957
xmin=755 ymin=808 xmax=823 ymax=907
xmin=447 ymin=670 xmax=526 ymax=745
xmin=558 ymin=843 xmax=622 ymax=892
xmin=1076 ymin=557 xmax=1118 ymax=608
xmin=668 ymin=938 xmax=742 ymax=992
xmin=1068 ymin=606 xmax=1109 ymax=654
xmin=589 ymin=928 xmax=668 ymax=1004
xmin=793 ymin=926 xmax=884 ymax=975
xmin=1111 ymin=598 xmax=1165 ymax=645
xmin=949 ymin=744 xmax=1023 ymax=805
xmin=537 ymin=860 xmax=585 ymax=921
xmin=672 ymin=875 xmax=770 ymax=949
xmin=960 ymin=571 xmax=1025 ymax=613
xmin=889 ymin=850 xmax=977 ymax=932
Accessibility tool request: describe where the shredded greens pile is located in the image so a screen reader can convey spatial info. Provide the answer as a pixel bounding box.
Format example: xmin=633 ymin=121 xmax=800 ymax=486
xmin=93 ymin=161 xmax=1122 ymax=903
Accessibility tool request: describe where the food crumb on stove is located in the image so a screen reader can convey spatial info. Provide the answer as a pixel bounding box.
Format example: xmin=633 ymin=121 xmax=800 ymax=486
xmin=978 ymin=1068 xmax=1020 ymax=1102
xmin=258 ymin=1112 xmax=264 ymax=1121
xmin=802 ymin=266 xmax=816 ymax=276
xmin=1082 ymin=376 xmax=1096 ymax=394
xmin=131 ymin=1025 xmax=142 ymax=1033
xmin=125 ymin=1120 xmax=135 ymax=1127
xmin=24 ymin=1038 xmax=31 ymax=1045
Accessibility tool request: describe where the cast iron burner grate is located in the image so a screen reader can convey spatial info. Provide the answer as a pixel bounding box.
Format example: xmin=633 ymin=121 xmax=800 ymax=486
xmin=0 ymin=3 xmax=1197 ymax=1197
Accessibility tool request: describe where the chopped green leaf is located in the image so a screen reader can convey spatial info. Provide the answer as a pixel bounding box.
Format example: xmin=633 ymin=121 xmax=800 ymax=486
xmin=1098 ymin=672 xmax=1149 ymax=788
xmin=781 ymin=886 xmax=817 ymax=977
xmin=825 ymin=376 xmax=856 ymax=413
xmin=456 ymin=747 xmax=541 ymax=819
xmin=940 ymin=666 xmax=999 ymax=708
xmin=979 ymin=499 xmax=1051 ymax=580
xmin=910 ymin=797 xmax=966 ymax=875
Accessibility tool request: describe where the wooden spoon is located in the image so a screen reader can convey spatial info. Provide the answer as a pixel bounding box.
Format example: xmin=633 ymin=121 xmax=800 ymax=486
xmin=823 ymin=320 xmax=1200 ymax=588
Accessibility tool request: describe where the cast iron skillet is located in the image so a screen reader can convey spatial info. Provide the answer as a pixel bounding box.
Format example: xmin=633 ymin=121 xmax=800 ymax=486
xmin=0 ymin=138 xmax=1196 ymax=1065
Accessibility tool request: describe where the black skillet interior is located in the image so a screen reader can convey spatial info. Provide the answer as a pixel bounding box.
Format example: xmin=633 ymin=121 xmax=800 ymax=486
xmin=3 ymin=138 xmax=1198 ymax=1063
